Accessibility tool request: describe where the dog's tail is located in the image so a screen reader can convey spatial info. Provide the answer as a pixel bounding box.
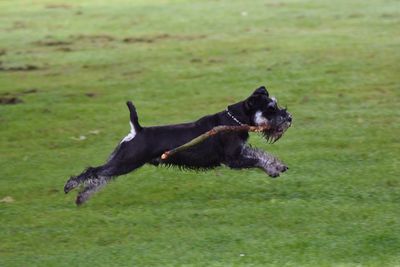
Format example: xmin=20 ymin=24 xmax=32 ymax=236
xmin=126 ymin=101 xmax=142 ymax=132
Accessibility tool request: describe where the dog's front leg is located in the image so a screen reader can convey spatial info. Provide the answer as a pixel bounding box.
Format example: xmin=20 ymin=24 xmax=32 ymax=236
xmin=226 ymin=145 xmax=287 ymax=177
xmin=243 ymin=146 xmax=288 ymax=177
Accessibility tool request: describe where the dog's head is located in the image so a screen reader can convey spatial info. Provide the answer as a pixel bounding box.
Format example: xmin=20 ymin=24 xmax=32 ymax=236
xmin=244 ymin=86 xmax=292 ymax=143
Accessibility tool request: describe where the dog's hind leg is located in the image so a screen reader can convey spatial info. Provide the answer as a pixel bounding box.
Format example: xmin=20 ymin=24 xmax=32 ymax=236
xmin=75 ymin=175 xmax=111 ymax=205
xmin=64 ymin=100 xmax=143 ymax=195
xmin=65 ymin=160 xmax=145 ymax=205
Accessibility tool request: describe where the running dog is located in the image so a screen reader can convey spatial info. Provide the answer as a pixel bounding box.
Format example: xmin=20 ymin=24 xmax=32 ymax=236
xmin=64 ymin=86 xmax=292 ymax=205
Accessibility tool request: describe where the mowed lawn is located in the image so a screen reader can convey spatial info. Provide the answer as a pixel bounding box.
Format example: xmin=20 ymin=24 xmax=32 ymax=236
xmin=0 ymin=0 xmax=399 ymax=266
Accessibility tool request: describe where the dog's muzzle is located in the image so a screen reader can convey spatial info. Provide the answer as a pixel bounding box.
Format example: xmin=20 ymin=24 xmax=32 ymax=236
xmin=261 ymin=112 xmax=292 ymax=143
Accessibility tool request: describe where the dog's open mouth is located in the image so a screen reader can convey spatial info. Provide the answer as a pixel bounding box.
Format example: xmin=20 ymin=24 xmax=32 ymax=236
xmin=261 ymin=121 xmax=291 ymax=144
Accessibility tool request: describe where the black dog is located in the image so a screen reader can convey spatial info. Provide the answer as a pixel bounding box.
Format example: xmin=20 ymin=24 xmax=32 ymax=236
xmin=64 ymin=86 xmax=292 ymax=205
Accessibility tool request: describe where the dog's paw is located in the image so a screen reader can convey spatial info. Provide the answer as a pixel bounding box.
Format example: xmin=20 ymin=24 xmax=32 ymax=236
xmin=75 ymin=194 xmax=86 ymax=206
xmin=64 ymin=178 xmax=79 ymax=194
xmin=264 ymin=163 xmax=288 ymax=178
xmin=277 ymin=164 xmax=288 ymax=173
xmin=268 ymin=171 xmax=281 ymax=178
xmin=75 ymin=188 xmax=92 ymax=205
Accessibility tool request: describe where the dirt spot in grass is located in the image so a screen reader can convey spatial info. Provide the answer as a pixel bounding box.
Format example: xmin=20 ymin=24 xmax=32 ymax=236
xmin=71 ymin=34 xmax=115 ymax=43
xmin=176 ymin=34 xmax=207 ymax=41
xmin=0 ymin=64 xmax=40 ymax=71
xmin=381 ymin=13 xmax=398 ymax=18
xmin=385 ymin=180 xmax=399 ymax=187
xmin=0 ymin=88 xmax=40 ymax=105
xmin=325 ymin=69 xmax=338 ymax=74
xmin=123 ymin=37 xmax=155 ymax=43
xmin=85 ymin=92 xmax=98 ymax=98
xmin=375 ymin=87 xmax=390 ymax=95
xmin=0 ymin=49 xmax=6 ymax=56
xmin=34 ymin=40 xmax=72 ymax=46
xmin=34 ymin=34 xmax=115 ymax=50
xmin=2 ymin=88 xmax=39 ymax=96
xmin=208 ymin=58 xmax=224 ymax=64
xmin=35 ymin=33 xmax=203 ymax=49
xmin=122 ymin=33 xmax=172 ymax=43
xmin=122 ymin=34 xmax=206 ymax=44
xmin=122 ymin=70 xmax=143 ymax=76
xmin=22 ymin=88 xmax=39 ymax=94
xmin=190 ymin=58 xmax=202 ymax=63
xmin=0 ymin=97 xmax=23 ymax=105
xmin=56 ymin=47 xmax=73 ymax=52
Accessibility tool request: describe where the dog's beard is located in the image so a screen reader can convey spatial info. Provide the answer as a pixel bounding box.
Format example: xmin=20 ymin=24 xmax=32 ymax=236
xmin=261 ymin=119 xmax=291 ymax=144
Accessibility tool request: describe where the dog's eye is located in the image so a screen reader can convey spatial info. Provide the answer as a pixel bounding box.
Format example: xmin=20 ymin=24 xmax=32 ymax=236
xmin=266 ymin=102 xmax=276 ymax=112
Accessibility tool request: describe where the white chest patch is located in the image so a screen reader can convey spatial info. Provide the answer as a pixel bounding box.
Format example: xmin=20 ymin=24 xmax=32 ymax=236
xmin=120 ymin=122 xmax=136 ymax=143
xmin=254 ymin=111 xmax=269 ymax=126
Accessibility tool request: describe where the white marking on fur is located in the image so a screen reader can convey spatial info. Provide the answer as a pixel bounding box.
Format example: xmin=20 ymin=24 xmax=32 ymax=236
xmin=254 ymin=111 xmax=269 ymax=126
xmin=120 ymin=122 xmax=136 ymax=143
xmin=271 ymin=96 xmax=277 ymax=104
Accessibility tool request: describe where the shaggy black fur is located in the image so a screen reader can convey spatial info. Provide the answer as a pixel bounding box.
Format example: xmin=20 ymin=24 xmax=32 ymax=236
xmin=64 ymin=86 xmax=292 ymax=205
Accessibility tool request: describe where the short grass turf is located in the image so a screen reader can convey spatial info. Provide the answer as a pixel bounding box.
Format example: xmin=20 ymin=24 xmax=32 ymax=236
xmin=1 ymin=0 xmax=399 ymax=266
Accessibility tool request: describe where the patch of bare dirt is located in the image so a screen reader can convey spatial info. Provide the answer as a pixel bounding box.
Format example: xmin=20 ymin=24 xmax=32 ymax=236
xmin=34 ymin=34 xmax=115 ymax=51
xmin=121 ymin=70 xmax=143 ymax=76
xmin=22 ymin=88 xmax=39 ymax=94
xmin=208 ymin=58 xmax=224 ymax=64
xmin=34 ymin=40 xmax=72 ymax=46
xmin=85 ymin=92 xmax=98 ymax=98
xmin=55 ymin=47 xmax=73 ymax=52
xmin=122 ymin=34 xmax=206 ymax=44
xmin=190 ymin=58 xmax=202 ymax=63
xmin=0 ymin=64 xmax=40 ymax=71
xmin=0 ymin=97 xmax=23 ymax=105
xmin=71 ymin=34 xmax=115 ymax=42
xmin=0 ymin=88 xmax=39 ymax=105
xmin=123 ymin=37 xmax=155 ymax=43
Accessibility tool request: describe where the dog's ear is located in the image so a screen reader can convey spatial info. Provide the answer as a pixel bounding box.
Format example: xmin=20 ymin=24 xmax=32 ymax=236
xmin=244 ymin=86 xmax=269 ymax=111
xmin=252 ymin=86 xmax=269 ymax=97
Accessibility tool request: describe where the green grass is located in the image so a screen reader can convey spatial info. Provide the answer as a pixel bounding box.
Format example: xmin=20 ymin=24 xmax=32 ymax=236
xmin=1 ymin=0 xmax=399 ymax=266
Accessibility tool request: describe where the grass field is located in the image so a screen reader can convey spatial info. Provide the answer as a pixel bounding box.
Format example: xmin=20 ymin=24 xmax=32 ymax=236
xmin=1 ymin=0 xmax=399 ymax=266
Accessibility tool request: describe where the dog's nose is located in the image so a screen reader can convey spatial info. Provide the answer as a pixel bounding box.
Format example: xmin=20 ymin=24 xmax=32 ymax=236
xmin=287 ymin=115 xmax=292 ymax=123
